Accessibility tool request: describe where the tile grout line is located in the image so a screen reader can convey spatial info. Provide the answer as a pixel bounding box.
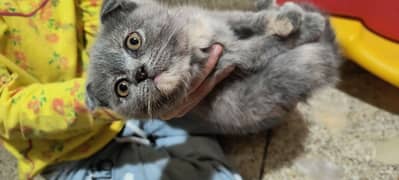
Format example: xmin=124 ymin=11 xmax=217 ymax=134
xmin=258 ymin=130 xmax=273 ymax=180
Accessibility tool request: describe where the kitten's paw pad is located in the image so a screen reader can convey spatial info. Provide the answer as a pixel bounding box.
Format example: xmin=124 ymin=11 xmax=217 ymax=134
xmin=275 ymin=11 xmax=302 ymax=36
xmin=269 ymin=16 xmax=297 ymax=37
xmin=268 ymin=2 xmax=304 ymax=37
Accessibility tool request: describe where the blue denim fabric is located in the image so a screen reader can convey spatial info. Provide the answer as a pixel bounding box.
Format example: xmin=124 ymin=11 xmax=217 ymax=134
xmin=42 ymin=118 xmax=242 ymax=180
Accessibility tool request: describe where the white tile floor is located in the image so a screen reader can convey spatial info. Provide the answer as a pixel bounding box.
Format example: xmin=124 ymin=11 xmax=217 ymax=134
xmin=224 ymin=62 xmax=399 ymax=180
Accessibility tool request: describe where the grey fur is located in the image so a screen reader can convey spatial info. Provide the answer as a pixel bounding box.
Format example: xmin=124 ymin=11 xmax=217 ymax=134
xmin=255 ymin=0 xmax=277 ymax=10
xmin=86 ymin=0 xmax=341 ymax=134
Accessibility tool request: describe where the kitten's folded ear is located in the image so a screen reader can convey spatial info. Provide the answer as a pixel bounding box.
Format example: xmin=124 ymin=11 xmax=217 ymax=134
xmin=100 ymin=0 xmax=139 ymax=23
xmin=85 ymin=83 xmax=99 ymax=111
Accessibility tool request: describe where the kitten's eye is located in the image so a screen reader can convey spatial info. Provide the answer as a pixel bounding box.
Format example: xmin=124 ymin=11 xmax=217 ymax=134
xmin=125 ymin=32 xmax=142 ymax=51
xmin=115 ymin=79 xmax=129 ymax=97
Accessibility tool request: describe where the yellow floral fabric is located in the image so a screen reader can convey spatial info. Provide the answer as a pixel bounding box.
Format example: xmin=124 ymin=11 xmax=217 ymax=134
xmin=0 ymin=0 xmax=124 ymax=179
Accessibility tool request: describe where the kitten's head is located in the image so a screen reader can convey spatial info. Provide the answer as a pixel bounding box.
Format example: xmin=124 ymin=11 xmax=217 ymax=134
xmin=86 ymin=0 xmax=211 ymax=119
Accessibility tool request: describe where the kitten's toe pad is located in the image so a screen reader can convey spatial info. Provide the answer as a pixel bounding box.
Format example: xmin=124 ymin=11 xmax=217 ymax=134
xmin=275 ymin=11 xmax=302 ymax=36
xmin=269 ymin=16 xmax=296 ymax=37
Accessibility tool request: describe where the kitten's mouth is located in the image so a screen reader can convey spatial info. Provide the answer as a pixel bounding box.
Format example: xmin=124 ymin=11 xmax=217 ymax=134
xmin=137 ymin=72 xmax=184 ymax=119
xmin=153 ymin=73 xmax=162 ymax=85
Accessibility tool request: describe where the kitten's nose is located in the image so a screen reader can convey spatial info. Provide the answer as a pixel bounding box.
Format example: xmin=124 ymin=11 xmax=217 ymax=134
xmin=135 ymin=65 xmax=148 ymax=83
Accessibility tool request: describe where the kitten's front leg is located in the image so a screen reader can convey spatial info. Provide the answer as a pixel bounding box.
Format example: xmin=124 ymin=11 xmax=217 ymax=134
xmin=213 ymin=2 xmax=324 ymax=43
xmin=212 ymin=2 xmax=301 ymax=38
xmin=264 ymin=2 xmax=326 ymax=44
xmin=255 ymin=0 xmax=277 ymax=10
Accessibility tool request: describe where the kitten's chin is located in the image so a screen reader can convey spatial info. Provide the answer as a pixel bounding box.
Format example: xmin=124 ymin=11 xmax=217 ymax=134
xmin=152 ymin=56 xmax=193 ymax=97
xmin=115 ymin=87 xmax=186 ymax=120
xmin=153 ymin=71 xmax=182 ymax=96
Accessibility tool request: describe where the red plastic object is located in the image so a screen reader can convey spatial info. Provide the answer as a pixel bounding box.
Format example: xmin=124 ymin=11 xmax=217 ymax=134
xmin=277 ymin=0 xmax=399 ymax=42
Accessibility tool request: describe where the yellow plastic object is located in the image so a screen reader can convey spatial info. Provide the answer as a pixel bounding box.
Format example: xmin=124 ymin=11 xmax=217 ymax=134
xmin=330 ymin=17 xmax=399 ymax=87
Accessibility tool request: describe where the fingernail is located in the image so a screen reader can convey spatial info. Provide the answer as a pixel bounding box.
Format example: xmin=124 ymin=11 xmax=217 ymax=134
xmin=212 ymin=44 xmax=222 ymax=54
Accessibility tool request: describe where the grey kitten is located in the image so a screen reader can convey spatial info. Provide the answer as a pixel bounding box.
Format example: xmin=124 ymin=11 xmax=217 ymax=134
xmin=86 ymin=0 xmax=341 ymax=134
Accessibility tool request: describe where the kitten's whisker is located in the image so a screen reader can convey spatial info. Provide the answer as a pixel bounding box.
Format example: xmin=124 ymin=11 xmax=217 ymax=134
xmin=145 ymin=85 xmax=153 ymax=120
xmin=149 ymin=19 xmax=168 ymax=67
xmin=148 ymin=45 xmax=158 ymax=67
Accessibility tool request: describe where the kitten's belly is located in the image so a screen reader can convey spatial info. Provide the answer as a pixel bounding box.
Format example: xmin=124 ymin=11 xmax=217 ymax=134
xmin=188 ymin=71 xmax=280 ymax=134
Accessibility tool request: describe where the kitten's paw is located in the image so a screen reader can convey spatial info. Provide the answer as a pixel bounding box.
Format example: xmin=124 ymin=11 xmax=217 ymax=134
xmin=255 ymin=0 xmax=276 ymax=10
xmin=299 ymin=12 xmax=326 ymax=42
xmin=267 ymin=2 xmax=304 ymax=37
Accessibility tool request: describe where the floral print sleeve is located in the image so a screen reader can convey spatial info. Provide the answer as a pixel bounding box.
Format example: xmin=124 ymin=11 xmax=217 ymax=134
xmin=0 ymin=1 xmax=125 ymax=179
xmin=0 ymin=0 xmax=122 ymax=140
xmin=0 ymin=70 xmax=124 ymax=179
xmin=0 ymin=77 xmax=121 ymax=140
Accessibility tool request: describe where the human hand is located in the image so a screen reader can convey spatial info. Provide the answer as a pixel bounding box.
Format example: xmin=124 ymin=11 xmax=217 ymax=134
xmin=160 ymin=44 xmax=235 ymax=120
